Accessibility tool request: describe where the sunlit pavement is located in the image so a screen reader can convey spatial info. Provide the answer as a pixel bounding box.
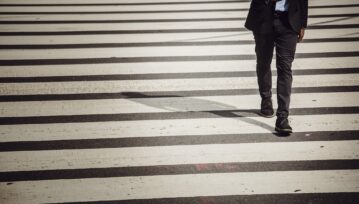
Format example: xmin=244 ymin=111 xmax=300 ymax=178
xmin=0 ymin=0 xmax=358 ymax=203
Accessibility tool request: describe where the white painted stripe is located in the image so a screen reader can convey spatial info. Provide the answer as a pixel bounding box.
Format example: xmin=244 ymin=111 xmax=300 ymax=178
xmin=0 ymin=21 xmax=248 ymax=32
xmin=0 ymin=11 xmax=355 ymax=22
xmin=0 ymin=92 xmax=357 ymax=117
xmin=2 ymin=31 xmax=253 ymax=45
xmin=0 ymin=3 xmax=250 ymax=12
xmin=1 ymin=29 xmax=357 ymax=45
xmin=309 ymin=7 xmax=359 ymax=15
xmin=1 ymin=170 xmax=358 ymax=203
xmin=1 ymin=17 xmax=358 ymax=32
xmin=310 ymin=17 xmax=359 ymax=26
xmin=0 ymin=12 xmax=247 ymax=21
xmin=0 ymin=0 xmax=354 ymax=5
xmin=1 ymin=140 xmax=359 ymax=172
xmin=309 ymin=0 xmax=358 ymax=6
xmin=0 ymin=44 xmax=260 ymax=60
xmin=0 ymin=12 xmax=250 ymax=21
xmin=0 ymin=3 xmax=357 ymax=14
xmin=0 ymin=0 xmax=252 ymax=4
xmin=0 ymin=57 xmax=358 ymax=77
xmin=1 ymin=42 xmax=358 ymax=60
xmin=0 ymin=74 xmax=358 ymax=95
xmin=0 ymin=114 xmax=358 ymax=142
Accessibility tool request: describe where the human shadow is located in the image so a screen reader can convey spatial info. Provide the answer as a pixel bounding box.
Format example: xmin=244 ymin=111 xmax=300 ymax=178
xmin=169 ymin=31 xmax=252 ymax=43
xmin=120 ymin=92 xmax=283 ymax=135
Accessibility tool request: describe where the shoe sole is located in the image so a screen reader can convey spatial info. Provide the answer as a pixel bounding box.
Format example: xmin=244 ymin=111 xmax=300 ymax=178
xmin=275 ymin=127 xmax=293 ymax=134
xmin=259 ymin=112 xmax=275 ymax=118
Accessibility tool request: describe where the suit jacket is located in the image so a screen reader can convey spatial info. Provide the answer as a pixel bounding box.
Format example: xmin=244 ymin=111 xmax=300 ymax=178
xmin=245 ymin=0 xmax=308 ymax=33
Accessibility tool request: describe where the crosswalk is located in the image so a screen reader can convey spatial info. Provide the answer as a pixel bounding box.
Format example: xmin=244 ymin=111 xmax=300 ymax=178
xmin=0 ymin=0 xmax=358 ymax=203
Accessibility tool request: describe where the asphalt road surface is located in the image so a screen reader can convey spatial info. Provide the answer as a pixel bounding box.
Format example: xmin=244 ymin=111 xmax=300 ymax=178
xmin=0 ymin=0 xmax=358 ymax=203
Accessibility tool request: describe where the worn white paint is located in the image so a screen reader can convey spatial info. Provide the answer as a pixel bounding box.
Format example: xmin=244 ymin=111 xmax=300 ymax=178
xmin=1 ymin=74 xmax=358 ymax=95
xmin=0 ymin=42 xmax=357 ymax=60
xmin=0 ymin=92 xmax=357 ymax=117
xmin=0 ymin=57 xmax=358 ymax=77
xmin=1 ymin=170 xmax=359 ymax=203
xmin=0 ymin=114 xmax=358 ymax=142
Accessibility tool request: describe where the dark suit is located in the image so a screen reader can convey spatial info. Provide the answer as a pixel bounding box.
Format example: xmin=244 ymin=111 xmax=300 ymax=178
xmin=244 ymin=0 xmax=308 ymax=118
xmin=245 ymin=0 xmax=308 ymax=33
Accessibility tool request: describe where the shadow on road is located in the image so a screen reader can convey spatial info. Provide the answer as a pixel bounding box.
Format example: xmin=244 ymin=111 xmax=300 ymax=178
xmin=121 ymin=92 xmax=281 ymax=135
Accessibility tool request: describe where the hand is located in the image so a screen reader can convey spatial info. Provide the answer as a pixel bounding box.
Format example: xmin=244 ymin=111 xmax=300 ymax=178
xmin=298 ymin=28 xmax=305 ymax=42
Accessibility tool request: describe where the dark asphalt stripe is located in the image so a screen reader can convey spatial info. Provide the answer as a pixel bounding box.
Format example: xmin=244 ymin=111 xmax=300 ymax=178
xmin=310 ymin=13 xmax=359 ymax=18
xmin=309 ymin=24 xmax=359 ymax=29
xmin=311 ymin=4 xmax=359 ymax=8
xmin=301 ymin=38 xmax=359 ymax=43
xmin=1 ymin=86 xmax=358 ymax=102
xmin=0 ymin=24 xmax=357 ymax=36
xmin=0 ymin=9 xmax=357 ymax=15
xmin=1 ymin=130 xmax=358 ymax=152
xmin=0 ymin=3 xmax=357 ymax=13
xmin=0 ymin=55 xmax=258 ymax=66
xmin=1 ymin=160 xmax=358 ymax=182
xmin=0 ymin=14 xmax=357 ymax=24
xmin=1 ymin=68 xmax=358 ymax=83
xmin=0 ymin=55 xmax=260 ymax=66
xmin=57 ymin=193 xmax=359 ymax=204
xmin=0 ymin=0 xmax=250 ymax=6
xmin=0 ymin=107 xmax=358 ymax=125
xmin=1 ymin=52 xmax=358 ymax=66
xmin=2 ymin=38 xmax=359 ymax=49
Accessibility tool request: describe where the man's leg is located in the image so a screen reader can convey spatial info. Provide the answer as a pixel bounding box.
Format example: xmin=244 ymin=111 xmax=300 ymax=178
xmin=273 ymin=18 xmax=298 ymax=132
xmin=254 ymin=32 xmax=275 ymax=100
xmin=254 ymin=32 xmax=275 ymax=117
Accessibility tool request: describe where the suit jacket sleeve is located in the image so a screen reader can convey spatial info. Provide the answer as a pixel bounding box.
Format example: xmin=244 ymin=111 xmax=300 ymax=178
xmin=300 ymin=0 xmax=308 ymax=28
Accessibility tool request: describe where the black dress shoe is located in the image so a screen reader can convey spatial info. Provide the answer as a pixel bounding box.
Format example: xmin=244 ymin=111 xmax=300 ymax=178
xmin=275 ymin=117 xmax=293 ymax=134
xmin=259 ymin=98 xmax=274 ymax=118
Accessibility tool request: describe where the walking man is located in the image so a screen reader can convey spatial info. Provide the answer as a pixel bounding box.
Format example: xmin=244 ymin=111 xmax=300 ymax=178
xmin=245 ymin=0 xmax=308 ymax=134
